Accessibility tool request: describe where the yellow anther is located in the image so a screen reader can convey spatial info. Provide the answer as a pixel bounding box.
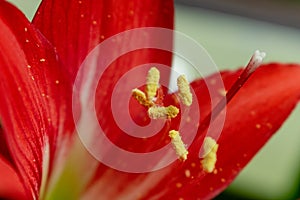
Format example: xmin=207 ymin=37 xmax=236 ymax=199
xmin=132 ymin=88 xmax=153 ymax=107
xmin=201 ymin=137 xmax=219 ymax=173
xmin=148 ymin=105 xmax=179 ymax=119
xmin=165 ymin=105 xmax=180 ymax=118
xmin=177 ymin=75 xmax=192 ymax=106
xmin=146 ymin=67 xmax=160 ymax=100
xmin=169 ymin=130 xmax=188 ymax=161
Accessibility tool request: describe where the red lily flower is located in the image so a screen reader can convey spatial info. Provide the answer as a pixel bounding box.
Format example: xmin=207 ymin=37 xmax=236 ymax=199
xmin=0 ymin=0 xmax=300 ymax=200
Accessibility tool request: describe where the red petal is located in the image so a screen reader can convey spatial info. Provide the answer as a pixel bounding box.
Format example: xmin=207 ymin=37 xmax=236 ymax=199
xmin=0 ymin=2 xmax=73 ymax=199
xmin=32 ymin=0 xmax=174 ymax=198
xmin=0 ymin=128 xmax=13 ymax=164
xmin=140 ymin=63 xmax=300 ymax=199
xmin=0 ymin=155 xmax=27 ymax=199
xmin=0 ymin=155 xmax=26 ymax=199
xmin=33 ymin=0 xmax=174 ymax=82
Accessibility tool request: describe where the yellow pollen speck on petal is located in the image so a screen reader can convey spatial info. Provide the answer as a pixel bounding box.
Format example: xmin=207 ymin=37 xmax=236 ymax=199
xmin=80 ymin=14 xmax=84 ymax=18
xmin=40 ymin=58 xmax=46 ymax=62
xmin=221 ymin=178 xmax=226 ymax=183
xmin=201 ymin=137 xmax=219 ymax=173
xmin=24 ymin=27 xmax=28 ymax=32
xmin=177 ymin=75 xmax=192 ymax=106
xmin=266 ymin=122 xmax=273 ymax=129
xmin=25 ymin=39 xmax=30 ymax=43
xmin=148 ymin=105 xmax=179 ymax=119
xmin=132 ymin=88 xmax=153 ymax=107
xmin=146 ymin=67 xmax=160 ymax=101
xmin=55 ymin=80 xmax=60 ymax=84
xmin=218 ymin=89 xmax=227 ymax=97
xmin=92 ymin=20 xmax=97 ymax=25
xmin=185 ymin=169 xmax=191 ymax=178
xmin=213 ymin=169 xmax=218 ymax=174
xmin=210 ymin=79 xmax=216 ymax=85
xmin=176 ymin=182 xmax=182 ymax=188
xmin=17 ymin=87 xmax=21 ymax=92
xmin=256 ymin=124 xmax=261 ymax=129
xmin=27 ymin=65 xmax=31 ymax=69
xmin=169 ymin=130 xmax=188 ymax=161
xmin=78 ymin=0 xmax=82 ymax=4
xmin=107 ymin=14 xmax=112 ymax=18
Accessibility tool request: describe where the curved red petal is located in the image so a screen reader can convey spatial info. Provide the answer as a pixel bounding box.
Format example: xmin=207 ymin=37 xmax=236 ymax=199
xmin=0 ymin=2 xmax=73 ymax=199
xmin=0 ymin=155 xmax=27 ymax=200
xmin=0 ymin=128 xmax=13 ymax=164
xmin=32 ymin=1 xmax=174 ymax=198
xmin=33 ymin=0 xmax=174 ymax=82
xmin=140 ymin=63 xmax=300 ymax=199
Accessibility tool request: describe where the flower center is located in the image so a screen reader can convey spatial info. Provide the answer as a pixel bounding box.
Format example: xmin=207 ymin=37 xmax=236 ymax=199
xmin=131 ymin=50 xmax=266 ymax=172
xmin=132 ymin=67 xmax=192 ymax=161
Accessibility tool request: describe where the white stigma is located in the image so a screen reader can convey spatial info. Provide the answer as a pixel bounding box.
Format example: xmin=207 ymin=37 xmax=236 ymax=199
xmin=248 ymin=50 xmax=266 ymax=73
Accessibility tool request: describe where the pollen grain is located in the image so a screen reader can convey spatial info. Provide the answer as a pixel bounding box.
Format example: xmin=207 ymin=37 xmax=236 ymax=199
xmin=132 ymin=88 xmax=153 ymax=107
xmin=146 ymin=67 xmax=160 ymax=101
xmin=177 ymin=75 xmax=192 ymax=106
xmin=201 ymin=137 xmax=219 ymax=173
xmin=148 ymin=105 xmax=179 ymax=119
xmin=169 ymin=130 xmax=188 ymax=161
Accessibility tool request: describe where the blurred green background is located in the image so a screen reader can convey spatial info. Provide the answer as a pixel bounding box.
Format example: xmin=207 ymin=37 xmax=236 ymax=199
xmin=7 ymin=0 xmax=300 ymax=199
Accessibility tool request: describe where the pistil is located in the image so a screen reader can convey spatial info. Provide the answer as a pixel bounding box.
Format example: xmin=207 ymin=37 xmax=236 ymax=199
xmin=199 ymin=50 xmax=266 ymax=132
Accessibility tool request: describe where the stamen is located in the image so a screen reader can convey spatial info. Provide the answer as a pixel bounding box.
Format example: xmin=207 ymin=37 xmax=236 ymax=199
xmin=148 ymin=105 xmax=179 ymax=119
xmin=146 ymin=67 xmax=160 ymax=101
xmin=132 ymin=88 xmax=153 ymax=107
xmin=169 ymin=130 xmax=188 ymax=161
xmin=177 ymin=75 xmax=193 ymax=106
xmin=201 ymin=137 xmax=219 ymax=173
